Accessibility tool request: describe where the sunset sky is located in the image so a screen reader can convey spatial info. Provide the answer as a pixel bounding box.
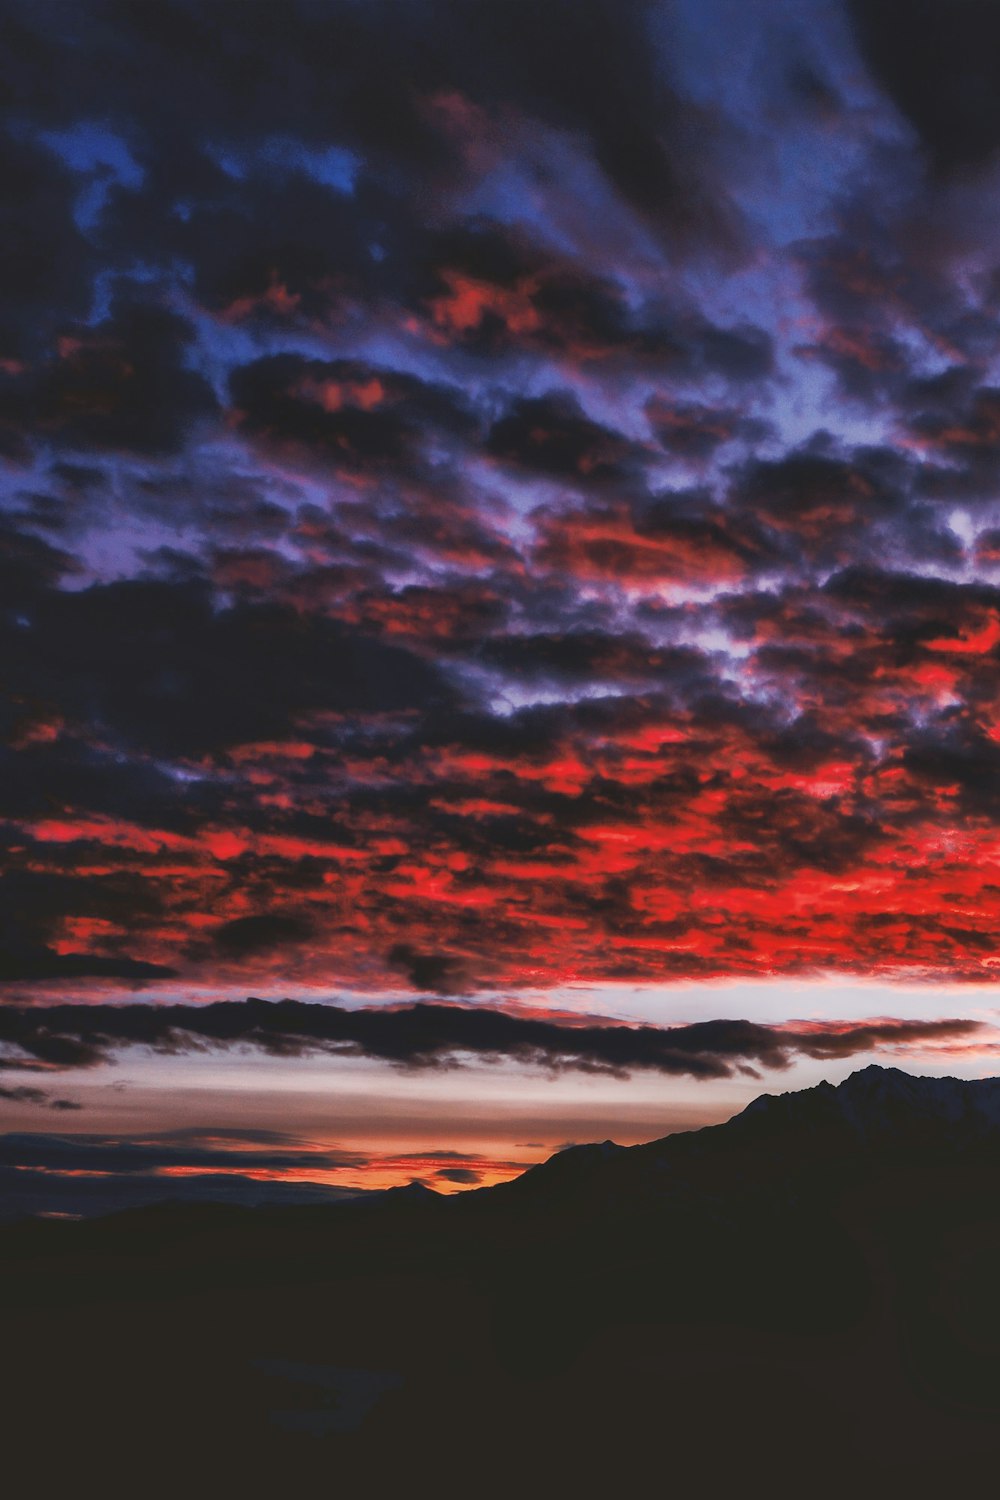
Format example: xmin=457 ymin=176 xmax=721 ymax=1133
xmin=5 ymin=0 xmax=1000 ymax=1212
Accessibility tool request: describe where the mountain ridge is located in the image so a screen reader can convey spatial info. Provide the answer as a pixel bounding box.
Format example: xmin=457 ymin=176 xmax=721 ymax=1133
xmin=8 ymin=1062 xmax=1000 ymax=1488
xmin=513 ymin=1062 xmax=1000 ymax=1189
xmin=4 ymin=1064 xmax=997 ymax=1225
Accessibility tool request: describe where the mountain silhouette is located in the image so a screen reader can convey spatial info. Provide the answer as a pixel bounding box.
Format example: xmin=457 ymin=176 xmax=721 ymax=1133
xmin=6 ymin=1066 xmax=1000 ymax=1493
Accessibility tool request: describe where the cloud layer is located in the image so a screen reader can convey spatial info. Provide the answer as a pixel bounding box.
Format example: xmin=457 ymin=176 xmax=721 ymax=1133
xmin=0 ymin=998 xmax=984 ymax=1082
xmin=3 ymin=1 xmax=1000 ymax=999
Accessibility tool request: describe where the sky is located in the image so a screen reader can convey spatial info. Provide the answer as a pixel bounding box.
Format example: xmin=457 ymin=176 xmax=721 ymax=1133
xmin=5 ymin=0 xmax=1000 ymax=1211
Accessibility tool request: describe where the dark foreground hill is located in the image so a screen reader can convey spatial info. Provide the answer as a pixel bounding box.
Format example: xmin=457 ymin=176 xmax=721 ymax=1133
xmin=5 ymin=1065 xmax=1000 ymax=1494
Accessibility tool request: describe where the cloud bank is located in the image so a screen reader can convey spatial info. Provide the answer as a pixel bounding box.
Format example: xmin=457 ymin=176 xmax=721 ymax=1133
xmin=0 ymin=999 xmax=984 ymax=1083
xmin=3 ymin=2 xmax=1000 ymax=997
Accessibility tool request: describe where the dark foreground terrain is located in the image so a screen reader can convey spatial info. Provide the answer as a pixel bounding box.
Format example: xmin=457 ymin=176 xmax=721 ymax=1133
xmin=6 ymin=1065 xmax=1000 ymax=1494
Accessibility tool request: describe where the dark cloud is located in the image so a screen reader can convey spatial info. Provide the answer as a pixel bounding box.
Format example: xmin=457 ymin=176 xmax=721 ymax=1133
xmin=0 ymin=946 xmax=177 ymax=983
xmin=847 ymin=0 xmax=1000 ymax=174
xmin=229 ymin=354 xmax=476 ymax=477
xmin=386 ymin=946 xmax=479 ymax=996
xmin=412 ymin=220 xmax=772 ymax=376
xmin=4 ymin=1 xmax=1000 ymax=999
xmin=0 ymin=132 xmax=94 ymax=366
xmin=903 ymin=382 xmax=1000 ymax=494
xmin=0 ymin=998 xmax=982 ymax=1082
xmin=645 ymin=397 xmax=772 ymax=460
xmin=435 ymin=1166 xmax=481 ymax=1184
xmin=0 ymin=517 xmax=78 ymax=605
xmin=174 ymin=175 xmax=402 ymax=332
xmin=0 ymin=1085 xmax=81 ymax=1110
xmin=212 ymin=913 xmax=314 ymax=956
xmin=418 ymin=222 xmax=654 ymax=361
xmin=25 ymin=298 xmax=219 ymax=456
xmin=485 ymin=392 xmax=645 ymax=488
xmin=0 ymin=1161 xmax=361 ymax=1220
xmin=474 ymin=630 xmax=704 ymax=687
xmin=731 ymin=447 xmax=905 ymax=557
xmin=1 ymin=0 xmax=744 ymax=252
xmin=4 ymin=573 xmax=459 ymax=759
xmin=0 ymin=1131 xmax=356 ymax=1176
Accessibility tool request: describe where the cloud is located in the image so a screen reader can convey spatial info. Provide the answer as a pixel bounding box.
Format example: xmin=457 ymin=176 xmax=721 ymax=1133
xmin=0 ymin=1130 xmax=357 ymax=1175
xmin=846 ymin=0 xmax=1000 ymax=174
xmin=4 ymin=572 xmax=459 ymax=760
xmin=435 ymin=1166 xmax=481 ymax=1184
xmin=4 ymin=1 xmax=1000 ymax=999
xmin=229 ymin=354 xmax=477 ymax=478
xmin=485 ymin=391 xmax=646 ymax=488
xmin=387 ymin=946 xmax=471 ymax=995
xmin=0 ymin=132 xmax=94 ymax=367
xmin=0 ymin=999 xmax=983 ymax=1082
xmin=0 ymin=1123 xmax=525 ymax=1218
xmin=0 ymin=1161 xmax=361 ymax=1221
xmin=21 ymin=297 xmax=219 ymax=456
xmin=212 ymin=913 xmax=315 ymax=956
xmin=0 ymin=945 xmax=178 ymax=983
xmin=531 ymin=492 xmax=773 ymax=584
xmin=0 ymin=1084 xmax=81 ymax=1110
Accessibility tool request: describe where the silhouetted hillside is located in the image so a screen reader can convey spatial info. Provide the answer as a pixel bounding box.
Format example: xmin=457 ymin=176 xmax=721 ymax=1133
xmin=6 ymin=1066 xmax=1000 ymax=1493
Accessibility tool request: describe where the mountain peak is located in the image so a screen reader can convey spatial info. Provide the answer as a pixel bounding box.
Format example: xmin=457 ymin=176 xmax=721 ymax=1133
xmin=736 ymin=1063 xmax=1000 ymax=1143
